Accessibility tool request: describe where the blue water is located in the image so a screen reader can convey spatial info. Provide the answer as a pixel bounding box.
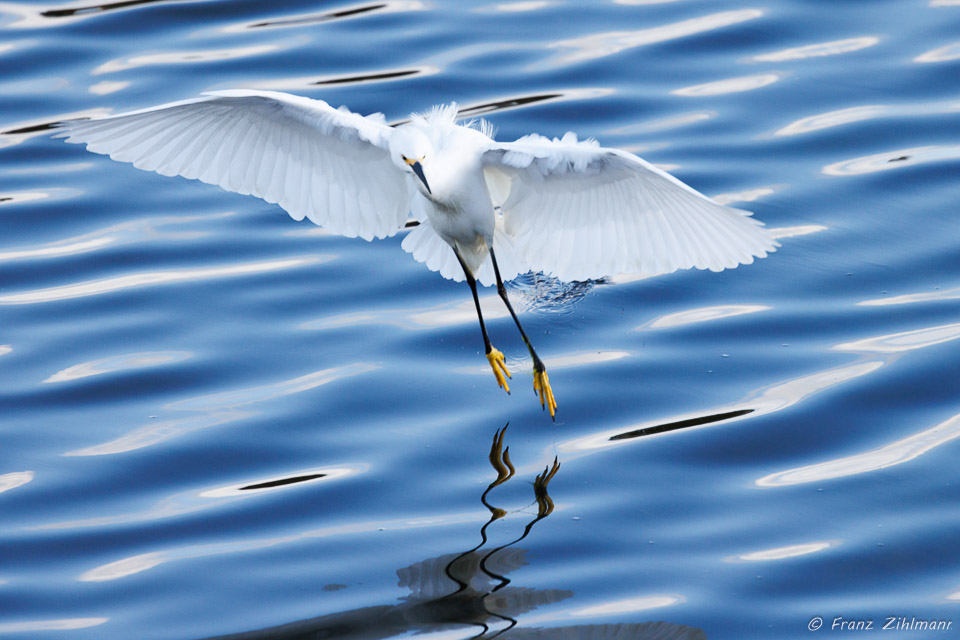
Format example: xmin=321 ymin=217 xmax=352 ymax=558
xmin=3 ymin=0 xmax=960 ymax=638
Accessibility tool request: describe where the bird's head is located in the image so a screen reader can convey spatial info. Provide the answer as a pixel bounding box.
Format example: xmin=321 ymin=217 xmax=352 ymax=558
xmin=390 ymin=126 xmax=433 ymax=195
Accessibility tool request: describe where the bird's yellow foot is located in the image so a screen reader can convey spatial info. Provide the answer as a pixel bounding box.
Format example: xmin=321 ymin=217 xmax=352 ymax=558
xmin=533 ymin=367 xmax=557 ymax=420
xmin=486 ymin=347 xmax=512 ymax=394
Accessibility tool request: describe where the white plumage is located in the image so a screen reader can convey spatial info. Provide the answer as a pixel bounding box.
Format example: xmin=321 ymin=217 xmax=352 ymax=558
xmin=55 ymin=89 xmax=778 ymax=418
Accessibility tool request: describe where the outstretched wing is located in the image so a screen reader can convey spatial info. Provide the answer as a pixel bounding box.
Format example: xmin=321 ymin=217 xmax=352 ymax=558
xmin=482 ymin=133 xmax=778 ymax=282
xmin=55 ymin=90 xmax=412 ymax=241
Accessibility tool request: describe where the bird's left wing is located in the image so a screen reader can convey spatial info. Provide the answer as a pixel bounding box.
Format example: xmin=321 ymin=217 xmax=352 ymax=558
xmin=482 ymin=133 xmax=778 ymax=282
xmin=55 ymin=90 xmax=411 ymax=241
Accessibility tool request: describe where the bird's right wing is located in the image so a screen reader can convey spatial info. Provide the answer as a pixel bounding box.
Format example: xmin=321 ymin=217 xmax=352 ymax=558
xmin=482 ymin=133 xmax=778 ymax=282
xmin=55 ymin=90 xmax=412 ymax=241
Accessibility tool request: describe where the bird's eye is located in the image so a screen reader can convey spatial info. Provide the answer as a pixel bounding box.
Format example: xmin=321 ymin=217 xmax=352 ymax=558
xmin=401 ymin=154 xmax=407 ymax=161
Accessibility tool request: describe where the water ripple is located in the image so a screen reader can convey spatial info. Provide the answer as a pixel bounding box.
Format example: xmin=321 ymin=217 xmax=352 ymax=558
xmin=42 ymin=351 xmax=192 ymax=384
xmin=0 ymin=188 xmax=80 ymax=206
xmin=303 ymin=294 xmax=510 ymax=331
xmin=775 ymin=102 xmax=960 ymax=137
xmin=728 ymin=540 xmax=840 ymax=562
xmin=241 ymin=66 xmax=440 ymax=91
xmin=0 ymin=256 xmax=326 ymax=305
xmin=457 ymin=88 xmax=615 ymax=118
xmin=858 ymin=287 xmax=960 ymax=307
xmin=712 ymin=186 xmax=779 ymax=205
xmin=615 ymin=0 xmax=685 ymax=4
xmin=477 ymin=1 xmax=551 ymax=13
xmin=606 ymin=111 xmax=715 ymax=135
xmin=751 ymin=36 xmax=880 ymax=62
xmin=203 ymin=466 xmax=365 ymax=497
xmin=823 ymin=145 xmax=960 ymax=176
xmin=642 ymin=304 xmax=770 ymax=330
xmin=4 ymin=0 xmax=959 ymax=635
xmin=0 ymin=108 xmax=111 ymax=148
xmin=558 ymin=360 xmax=883 ymax=455
xmin=92 ymin=43 xmax=290 ymax=75
xmin=0 ymin=213 xmax=219 ymax=263
xmin=88 ymin=80 xmax=130 ymax=95
xmin=756 ymin=412 xmax=960 ymax=487
xmin=915 ymin=41 xmax=960 ymax=63
xmin=775 ymin=105 xmax=890 ymax=136
xmin=77 ymin=507 xmax=486 ymax=582
xmin=672 ymin=73 xmax=780 ymax=97
xmin=0 ymin=0 xmax=215 ymax=28
xmin=63 ymin=364 xmax=376 ymax=456
xmin=541 ymin=9 xmax=764 ymax=67
xmin=0 ymin=471 xmax=34 ymax=495
xmin=0 ymin=618 xmax=108 ymax=632
xmin=569 ymin=595 xmax=684 ymax=616
xmin=34 ymin=465 xmax=367 ymax=530
xmin=221 ymin=1 xmax=425 ymax=32
xmin=834 ymin=321 xmax=960 ymax=354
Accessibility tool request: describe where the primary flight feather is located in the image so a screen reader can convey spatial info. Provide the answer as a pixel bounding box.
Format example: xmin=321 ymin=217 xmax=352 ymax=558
xmin=55 ymin=89 xmax=778 ymax=419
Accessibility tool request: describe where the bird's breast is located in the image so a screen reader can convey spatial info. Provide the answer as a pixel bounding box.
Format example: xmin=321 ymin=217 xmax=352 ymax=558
xmin=420 ymin=168 xmax=495 ymax=248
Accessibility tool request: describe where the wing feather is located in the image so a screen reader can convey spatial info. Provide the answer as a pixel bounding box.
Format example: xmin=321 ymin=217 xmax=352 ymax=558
xmin=158 ymin=113 xmax=215 ymax=178
xmin=55 ymin=90 xmax=412 ymax=241
xmin=482 ymin=135 xmax=777 ymax=281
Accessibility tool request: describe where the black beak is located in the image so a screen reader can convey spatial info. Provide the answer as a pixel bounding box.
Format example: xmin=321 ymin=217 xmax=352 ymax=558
xmin=411 ymin=161 xmax=431 ymax=195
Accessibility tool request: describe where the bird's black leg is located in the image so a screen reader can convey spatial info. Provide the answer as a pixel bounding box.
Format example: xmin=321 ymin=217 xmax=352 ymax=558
xmin=489 ymin=248 xmax=557 ymax=419
xmin=455 ymin=247 xmax=512 ymax=394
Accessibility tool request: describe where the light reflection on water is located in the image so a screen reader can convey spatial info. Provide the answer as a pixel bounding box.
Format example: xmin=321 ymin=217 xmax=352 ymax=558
xmin=754 ymin=321 xmax=960 ymax=486
xmin=914 ymin=41 xmax=960 ymax=63
xmin=0 ymin=618 xmax=109 ymax=633
xmin=32 ymin=465 xmax=367 ymax=530
xmin=727 ymin=540 xmax=839 ymax=563
xmin=0 ymin=256 xmax=326 ymax=304
xmin=541 ymin=9 xmax=764 ymax=67
xmin=75 ymin=426 xmax=707 ymax=639
xmin=0 ymin=187 xmax=79 ymax=206
xmin=750 ymin=36 xmax=880 ymax=62
xmin=641 ymin=304 xmax=770 ymax=330
xmin=858 ymin=287 xmax=960 ymax=307
xmin=303 ymin=294 xmax=511 ymax=331
xmin=558 ymin=364 xmax=849 ymax=452
xmin=823 ymin=145 xmax=960 ymax=176
xmin=63 ymin=363 xmax=377 ymax=456
xmin=42 ymin=351 xmax=193 ymax=383
xmin=0 ymin=212 xmax=225 ymax=263
xmin=92 ymin=43 xmax=293 ymax=76
xmin=756 ymin=411 xmax=960 ymax=487
xmin=0 ymin=471 xmax=34 ymax=494
xmin=671 ymin=73 xmax=780 ymax=97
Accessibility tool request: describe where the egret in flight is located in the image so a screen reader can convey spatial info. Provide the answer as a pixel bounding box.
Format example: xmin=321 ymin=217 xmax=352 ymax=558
xmin=55 ymin=90 xmax=778 ymax=419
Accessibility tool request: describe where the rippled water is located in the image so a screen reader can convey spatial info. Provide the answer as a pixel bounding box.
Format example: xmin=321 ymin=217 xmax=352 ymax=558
xmin=3 ymin=1 xmax=960 ymax=638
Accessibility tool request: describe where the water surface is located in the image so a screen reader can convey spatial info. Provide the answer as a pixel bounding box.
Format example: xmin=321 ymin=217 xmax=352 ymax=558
xmin=2 ymin=0 xmax=960 ymax=638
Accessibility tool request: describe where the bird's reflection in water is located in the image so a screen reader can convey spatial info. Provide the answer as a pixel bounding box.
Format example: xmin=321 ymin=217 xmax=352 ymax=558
xmin=207 ymin=425 xmax=704 ymax=640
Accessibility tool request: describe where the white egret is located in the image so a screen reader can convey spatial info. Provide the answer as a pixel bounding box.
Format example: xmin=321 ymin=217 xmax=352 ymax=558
xmin=55 ymin=90 xmax=778 ymax=419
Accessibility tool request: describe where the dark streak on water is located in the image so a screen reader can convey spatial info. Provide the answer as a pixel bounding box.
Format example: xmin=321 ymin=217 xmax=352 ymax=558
xmin=609 ymin=409 xmax=755 ymax=441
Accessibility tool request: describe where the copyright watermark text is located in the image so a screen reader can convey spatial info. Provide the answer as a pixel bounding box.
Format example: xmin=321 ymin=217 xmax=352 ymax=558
xmin=808 ymin=616 xmax=953 ymax=632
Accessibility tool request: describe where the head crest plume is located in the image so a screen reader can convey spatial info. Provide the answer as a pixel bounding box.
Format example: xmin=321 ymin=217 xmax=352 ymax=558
xmin=411 ymin=103 xmax=495 ymax=139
